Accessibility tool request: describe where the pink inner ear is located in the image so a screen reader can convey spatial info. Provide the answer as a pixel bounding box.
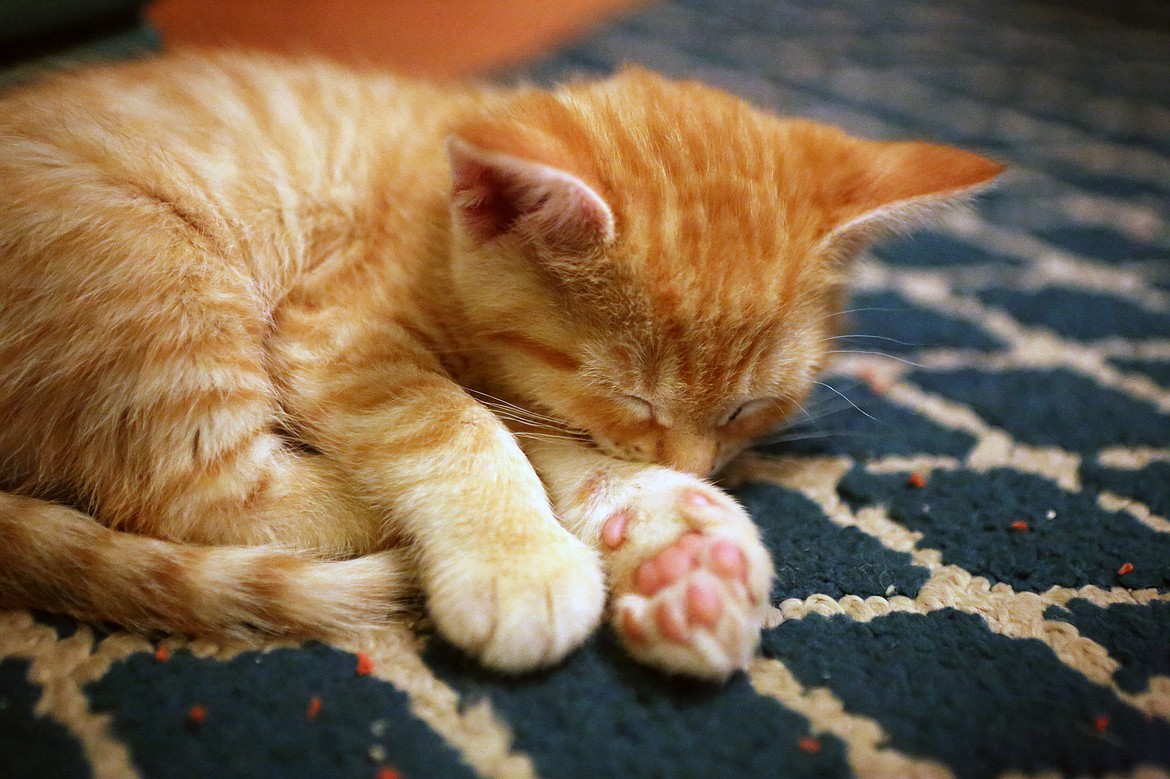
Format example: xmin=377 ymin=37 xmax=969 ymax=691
xmin=448 ymin=147 xmax=523 ymax=241
xmin=447 ymin=137 xmax=615 ymax=251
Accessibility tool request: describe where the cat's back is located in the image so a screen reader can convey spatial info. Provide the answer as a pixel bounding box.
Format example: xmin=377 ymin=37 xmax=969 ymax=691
xmin=0 ymin=50 xmax=460 ymax=213
xmin=0 ymin=51 xmax=478 ymax=485
xmin=0 ymin=48 xmax=488 ymax=325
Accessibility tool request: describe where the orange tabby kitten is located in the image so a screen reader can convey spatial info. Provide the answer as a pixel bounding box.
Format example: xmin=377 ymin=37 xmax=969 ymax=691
xmin=0 ymin=51 xmax=1002 ymax=679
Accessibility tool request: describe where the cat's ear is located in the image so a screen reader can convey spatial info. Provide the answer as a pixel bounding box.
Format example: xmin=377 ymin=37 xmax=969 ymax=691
xmin=446 ymin=135 xmax=616 ymax=254
xmin=822 ymin=138 xmax=1005 ymax=248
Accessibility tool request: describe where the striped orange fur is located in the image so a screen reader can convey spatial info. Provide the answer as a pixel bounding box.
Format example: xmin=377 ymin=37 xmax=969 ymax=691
xmin=0 ymin=51 xmax=1001 ymax=674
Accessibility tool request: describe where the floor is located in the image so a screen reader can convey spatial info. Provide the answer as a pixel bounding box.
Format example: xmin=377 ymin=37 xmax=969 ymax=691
xmin=147 ymin=0 xmax=647 ymax=77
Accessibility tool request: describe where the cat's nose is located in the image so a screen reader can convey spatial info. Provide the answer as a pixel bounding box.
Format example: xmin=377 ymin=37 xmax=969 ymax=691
xmin=658 ymin=431 xmax=717 ymax=477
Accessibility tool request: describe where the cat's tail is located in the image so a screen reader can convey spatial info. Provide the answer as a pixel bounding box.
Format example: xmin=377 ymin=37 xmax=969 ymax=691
xmin=0 ymin=491 xmax=414 ymax=637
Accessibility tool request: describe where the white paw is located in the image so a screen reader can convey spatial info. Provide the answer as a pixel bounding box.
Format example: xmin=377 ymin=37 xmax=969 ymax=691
xmin=602 ymin=476 xmax=773 ymax=680
xmin=425 ymin=528 xmax=605 ymax=672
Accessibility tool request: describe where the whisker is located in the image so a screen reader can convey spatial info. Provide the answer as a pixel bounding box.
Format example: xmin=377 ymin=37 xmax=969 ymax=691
xmin=787 ymin=390 xmax=873 ymax=423
xmin=811 ymin=380 xmax=885 ymax=427
xmin=825 ymin=350 xmax=927 ymax=369
xmin=756 ymin=425 xmax=885 ymax=442
xmin=823 ymin=333 xmax=922 ymax=347
xmin=465 ymin=388 xmax=585 ymax=434
xmin=492 ymin=413 xmax=582 ymax=436
xmin=811 ymin=306 xmax=901 ymax=325
xmin=466 ymin=388 xmax=561 ymax=420
xmin=467 ymin=387 xmax=532 ymax=411
xmin=512 ymin=431 xmax=590 ymax=443
xmin=752 ymin=430 xmax=882 ymax=447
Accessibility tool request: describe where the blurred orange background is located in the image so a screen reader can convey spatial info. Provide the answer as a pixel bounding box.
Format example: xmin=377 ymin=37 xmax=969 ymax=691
xmin=148 ymin=0 xmax=646 ymax=78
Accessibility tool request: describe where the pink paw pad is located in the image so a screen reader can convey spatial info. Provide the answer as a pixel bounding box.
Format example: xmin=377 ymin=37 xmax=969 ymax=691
xmin=621 ymin=606 xmax=648 ymax=644
xmin=607 ymin=484 xmax=774 ymax=680
xmin=710 ymin=540 xmax=748 ymax=582
xmin=633 ymin=532 xmax=701 ymax=595
xmin=686 ymin=580 xmax=723 ymax=627
xmin=682 ymin=489 xmax=716 ymax=509
xmin=626 ymin=530 xmax=752 ymax=640
xmin=601 ymin=509 xmax=631 ymax=549
xmin=654 ymin=600 xmax=689 ymax=643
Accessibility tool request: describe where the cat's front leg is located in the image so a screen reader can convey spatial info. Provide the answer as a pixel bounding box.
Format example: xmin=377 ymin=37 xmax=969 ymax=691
xmin=270 ymin=320 xmax=604 ymax=672
xmin=524 ymin=439 xmax=774 ymax=680
xmin=391 ymin=406 xmax=606 ymax=672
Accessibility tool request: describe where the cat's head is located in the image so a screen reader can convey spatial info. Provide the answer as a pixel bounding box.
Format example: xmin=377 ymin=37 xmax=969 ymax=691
xmin=446 ymin=69 xmax=1002 ymax=476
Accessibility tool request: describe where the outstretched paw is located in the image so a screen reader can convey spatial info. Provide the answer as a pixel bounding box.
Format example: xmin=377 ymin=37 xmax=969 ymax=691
xmin=426 ymin=527 xmax=605 ymax=673
xmin=605 ymin=482 xmax=772 ymax=680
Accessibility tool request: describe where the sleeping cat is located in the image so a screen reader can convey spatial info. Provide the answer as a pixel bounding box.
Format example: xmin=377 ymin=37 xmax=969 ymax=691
xmin=0 ymin=51 xmax=1002 ymax=680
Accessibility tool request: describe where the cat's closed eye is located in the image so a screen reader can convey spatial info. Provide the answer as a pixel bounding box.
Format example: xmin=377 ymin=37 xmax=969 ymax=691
xmin=619 ymin=393 xmax=656 ymax=421
xmin=720 ymin=398 xmax=774 ymax=427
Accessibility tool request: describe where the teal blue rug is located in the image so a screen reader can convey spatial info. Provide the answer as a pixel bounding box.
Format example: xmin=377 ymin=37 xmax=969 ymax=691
xmin=3 ymin=0 xmax=1169 ymax=777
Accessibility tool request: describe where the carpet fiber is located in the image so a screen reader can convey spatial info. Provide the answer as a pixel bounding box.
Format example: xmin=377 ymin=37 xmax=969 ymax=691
xmin=3 ymin=0 xmax=1169 ymax=777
